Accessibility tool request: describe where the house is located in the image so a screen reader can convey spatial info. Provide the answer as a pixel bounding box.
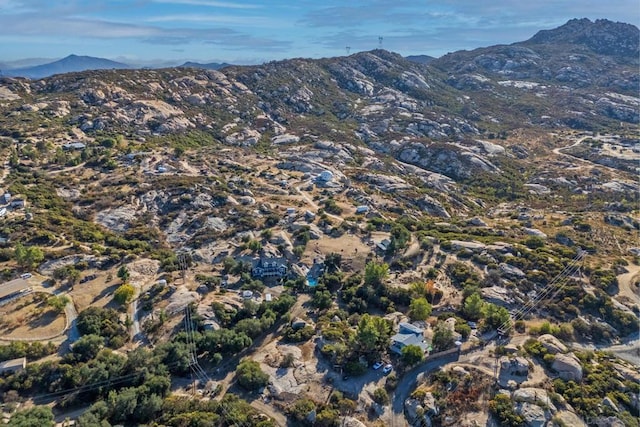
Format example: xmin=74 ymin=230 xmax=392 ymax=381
xmin=0 ymin=357 xmax=26 ymax=375
xmin=62 ymin=142 xmax=87 ymax=151
xmin=252 ymin=257 xmax=288 ymax=279
xmin=355 ymin=205 xmax=369 ymax=214
xmin=242 ymin=290 xmax=253 ymax=299
xmin=304 ymin=210 xmax=316 ymax=221
xmin=2 ymin=193 xmax=10 ymax=204
xmin=0 ymin=208 xmax=6 ymax=217
xmin=390 ymin=322 xmax=428 ymax=355
xmin=286 ymin=207 xmax=296 ymax=216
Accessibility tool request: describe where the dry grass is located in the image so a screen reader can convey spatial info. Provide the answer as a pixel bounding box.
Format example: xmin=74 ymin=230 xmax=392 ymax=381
xmin=69 ymin=271 xmax=121 ymax=312
xmin=302 ymin=233 xmax=371 ymax=271
xmin=0 ymin=293 xmax=66 ymax=339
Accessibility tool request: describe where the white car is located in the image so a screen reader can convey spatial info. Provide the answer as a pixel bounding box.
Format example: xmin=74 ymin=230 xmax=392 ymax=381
xmin=372 ymin=361 xmax=383 ymax=370
xmin=20 ymin=273 xmax=32 ymax=280
xmin=382 ymin=364 xmax=393 ymax=374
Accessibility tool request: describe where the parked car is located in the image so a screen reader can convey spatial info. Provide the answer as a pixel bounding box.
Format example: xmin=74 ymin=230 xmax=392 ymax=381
xmin=372 ymin=361 xmax=383 ymax=370
xmin=20 ymin=273 xmax=32 ymax=280
xmin=382 ymin=364 xmax=393 ymax=374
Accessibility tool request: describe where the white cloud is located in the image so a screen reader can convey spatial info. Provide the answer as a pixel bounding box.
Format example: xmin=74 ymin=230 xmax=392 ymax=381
xmin=151 ymin=0 xmax=261 ymax=9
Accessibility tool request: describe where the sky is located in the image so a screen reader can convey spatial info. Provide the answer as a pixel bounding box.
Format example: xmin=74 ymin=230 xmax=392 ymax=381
xmin=0 ymin=0 xmax=638 ymax=66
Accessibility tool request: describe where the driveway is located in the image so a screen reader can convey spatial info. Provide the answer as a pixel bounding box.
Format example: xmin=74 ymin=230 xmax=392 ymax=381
xmin=390 ymin=352 xmax=460 ymax=427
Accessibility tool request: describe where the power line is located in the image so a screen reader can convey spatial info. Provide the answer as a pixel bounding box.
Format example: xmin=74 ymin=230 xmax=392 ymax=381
xmin=498 ymin=250 xmax=585 ymax=334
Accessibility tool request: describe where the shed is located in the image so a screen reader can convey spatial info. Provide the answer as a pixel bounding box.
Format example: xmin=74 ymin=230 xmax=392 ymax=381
xmin=62 ymin=142 xmax=87 ymax=151
xmin=0 ymin=357 xmax=26 ymax=375
xmin=355 ymin=205 xmax=370 ymax=214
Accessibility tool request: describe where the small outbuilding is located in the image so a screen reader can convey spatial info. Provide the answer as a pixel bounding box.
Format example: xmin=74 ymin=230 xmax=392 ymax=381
xmin=355 ymin=205 xmax=370 ymax=214
xmin=0 ymin=357 xmax=26 ymax=375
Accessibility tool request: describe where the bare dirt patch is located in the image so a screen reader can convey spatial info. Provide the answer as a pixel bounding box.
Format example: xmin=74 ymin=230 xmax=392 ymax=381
xmin=0 ymin=293 xmax=66 ymax=339
xmin=69 ymin=270 xmax=124 ymax=312
xmin=303 ymin=233 xmax=371 ymax=271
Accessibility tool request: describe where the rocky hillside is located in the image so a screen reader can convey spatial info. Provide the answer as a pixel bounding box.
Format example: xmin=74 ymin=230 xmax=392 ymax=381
xmin=0 ymin=19 xmax=637 ymax=143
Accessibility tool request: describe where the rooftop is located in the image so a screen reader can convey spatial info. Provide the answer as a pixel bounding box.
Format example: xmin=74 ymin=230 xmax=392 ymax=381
xmin=0 ymin=357 xmax=26 ymax=372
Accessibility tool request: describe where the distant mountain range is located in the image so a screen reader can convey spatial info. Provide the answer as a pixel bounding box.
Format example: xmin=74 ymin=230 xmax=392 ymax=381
xmin=2 ymin=55 xmax=130 ymax=79
xmin=0 ymin=55 xmax=237 ymax=79
xmin=178 ymin=61 xmax=231 ymax=70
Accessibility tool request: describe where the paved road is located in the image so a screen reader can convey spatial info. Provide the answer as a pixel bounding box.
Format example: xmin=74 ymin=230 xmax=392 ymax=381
xmin=0 ymin=278 xmax=30 ymax=300
xmin=390 ymin=352 xmax=461 ymax=427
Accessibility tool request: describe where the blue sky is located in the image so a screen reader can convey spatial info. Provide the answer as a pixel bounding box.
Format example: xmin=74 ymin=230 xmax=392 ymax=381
xmin=0 ymin=0 xmax=638 ymax=65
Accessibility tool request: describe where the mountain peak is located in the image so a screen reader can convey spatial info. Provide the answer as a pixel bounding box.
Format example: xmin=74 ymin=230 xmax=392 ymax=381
xmin=4 ymin=55 xmax=130 ymax=79
xmin=526 ymin=18 xmax=639 ymax=57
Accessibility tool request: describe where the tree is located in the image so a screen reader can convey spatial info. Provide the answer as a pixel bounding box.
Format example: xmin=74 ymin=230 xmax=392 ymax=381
xmin=47 ymin=295 xmax=69 ymax=313
xmin=372 ymin=387 xmax=389 ymax=404
xmin=463 ymin=292 xmax=486 ymax=321
xmin=7 ymin=406 xmax=54 ymax=427
xmin=409 ymin=298 xmax=432 ymax=321
xmin=325 ymin=252 xmax=342 ymax=273
xmin=356 ymin=314 xmax=391 ymax=354
xmin=315 ymin=408 xmax=339 ymax=427
xmin=14 ymin=243 xmax=44 ymax=269
xmin=364 ymin=261 xmax=389 ymax=287
xmin=482 ymin=303 xmax=510 ymax=331
xmin=14 ymin=243 xmax=27 ymax=267
xmin=432 ymin=321 xmax=455 ymax=351
xmin=401 ymin=344 xmax=424 ymax=366
xmin=77 ymin=306 xmax=128 ymax=347
xmin=311 ymin=290 xmax=333 ymax=310
xmin=72 ymin=334 xmax=104 ymax=362
xmin=114 ymin=283 xmax=135 ymax=305
xmin=117 ymin=265 xmax=130 ymax=282
xmin=68 ymin=268 xmax=81 ymax=287
xmin=236 ymin=359 xmax=269 ymax=391
xmin=290 ymin=399 xmax=316 ymax=423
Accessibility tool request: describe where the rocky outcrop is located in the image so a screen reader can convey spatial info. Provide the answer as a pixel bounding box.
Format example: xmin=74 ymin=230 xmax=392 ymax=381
xmin=416 ymin=195 xmax=450 ymax=218
xmin=515 ymin=402 xmax=550 ymax=427
xmin=552 ymin=353 xmax=583 ymax=381
xmin=538 ymin=334 xmax=568 ymax=354
xmin=404 ymin=393 xmax=437 ymax=427
xmin=553 ymin=411 xmax=587 ymax=427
